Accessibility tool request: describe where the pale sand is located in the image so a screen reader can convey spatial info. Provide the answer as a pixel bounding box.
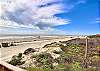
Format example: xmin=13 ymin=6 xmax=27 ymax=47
xmin=0 ymin=36 xmax=77 ymax=61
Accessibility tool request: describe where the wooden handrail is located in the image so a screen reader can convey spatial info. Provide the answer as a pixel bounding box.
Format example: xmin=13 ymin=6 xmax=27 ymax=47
xmin=0 ymin=61 xmax=26 ymax=71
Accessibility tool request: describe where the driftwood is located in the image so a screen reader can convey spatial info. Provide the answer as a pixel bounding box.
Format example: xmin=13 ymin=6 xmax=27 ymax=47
xmin=1 ymin=42 xmax=16 ymax=47
xmin=1 ymin=42 xmax=11 ymax=47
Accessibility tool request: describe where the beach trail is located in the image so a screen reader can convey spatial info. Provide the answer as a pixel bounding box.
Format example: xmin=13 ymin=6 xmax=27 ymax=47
xmin=0 ymin=36 xmax=76 ymax=61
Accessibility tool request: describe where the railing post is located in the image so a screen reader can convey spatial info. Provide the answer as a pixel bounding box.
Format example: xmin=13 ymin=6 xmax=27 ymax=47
xmin=85 ymin=36 xmax=88 ymax=59
xmin=84 ymin=36 xmax=88 ymax=68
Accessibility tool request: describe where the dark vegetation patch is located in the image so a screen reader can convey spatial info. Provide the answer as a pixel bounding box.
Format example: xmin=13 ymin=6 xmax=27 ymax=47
xmin=88 ymin=35 xmax=100 ymax=38
xmin=33 ymin=53 xmax=54 ymax=69
xmin=23 ymin=48 xmax=36 ymax=55
xmin=59 ymin=37 xmax=100 ymax=70
xmin=8 ymin=53 xmax=25 ymax=66
xmin=43 ymin=42 xmax=60 ymax=48
xmin=53 ymin=50 xmax=62 ymax=54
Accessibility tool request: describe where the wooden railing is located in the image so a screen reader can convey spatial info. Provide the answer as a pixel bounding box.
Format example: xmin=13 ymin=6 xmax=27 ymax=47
xmin=0 ymin=61 xmax=25 ymax=71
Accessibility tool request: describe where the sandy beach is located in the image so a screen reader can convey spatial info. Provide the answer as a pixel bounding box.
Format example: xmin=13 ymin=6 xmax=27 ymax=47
xmin=0 ymin=36 xmax=76 ymax=61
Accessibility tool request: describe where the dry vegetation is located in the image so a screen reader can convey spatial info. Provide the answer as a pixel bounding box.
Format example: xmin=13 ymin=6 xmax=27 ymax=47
xmin=8 ymin=36 xmax=100 ymax=71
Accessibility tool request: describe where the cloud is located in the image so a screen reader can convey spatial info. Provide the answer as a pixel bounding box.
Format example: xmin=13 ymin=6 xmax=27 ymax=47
xmin=90 ymin=18 xmax=100 ymax=24
xmin=0 ymin=19 xmax=39 ymax=29
xmin=1 ymin=0 xmax=70 ymax=29
xmin=95 ymin=18 xmax=100 ymax=23
xmin=0 ymin=19 xmax=66 ymax=35
xmin=0 ymin=17 xmax=67 ymax=35
xmin=0 ymin=0 xmax=87 ymax=35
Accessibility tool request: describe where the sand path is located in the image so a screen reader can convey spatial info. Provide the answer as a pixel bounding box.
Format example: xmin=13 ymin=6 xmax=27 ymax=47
xmin=0 ymin=37 xmax=75 ymax=61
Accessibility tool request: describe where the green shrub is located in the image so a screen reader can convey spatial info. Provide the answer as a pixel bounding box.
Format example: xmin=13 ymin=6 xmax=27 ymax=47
xmin=32 ymin=55 xmax=37 ymax=58
xmin=27 ymin=67 xmax=53 ymax=71
xmin=88 ymin=35 xmax=96 ymax=38
xmin=54 ymin=64 xmax=66 ymax=71
xmin=54 ymin=62 xmax=85 ymax=71
xmin=60 ymin=44 xmax=68 ymax=51
xmin=34 ymin=53 xmax=54 ymax=69
xmin=70 ymin=62 xmax=84 ymax=71
xmin=60 ymin=43 xmax=81 ymax=54
xmin=18 ymin=53 xmax=22 ymax=58
xmin=86 ymin=67 xmax=96 ymax=71
xmin=8 ymin=53 xmax=25 ymax=66
xmin=56 ymin=52 xmax=74 ymax=64
xmin=56 ymin=43 xmax=82 ymax=64
xmin=27 ymin=67 xmax=42 ymax=71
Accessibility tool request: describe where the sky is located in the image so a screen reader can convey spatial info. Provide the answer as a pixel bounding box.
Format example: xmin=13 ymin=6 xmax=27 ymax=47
xmin=0 ymin=0 xmax=100 ymax=35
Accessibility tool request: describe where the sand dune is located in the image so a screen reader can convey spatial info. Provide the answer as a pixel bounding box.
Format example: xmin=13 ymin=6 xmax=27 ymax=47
xmin=0 ymin=36 xmax=76 ymax=61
